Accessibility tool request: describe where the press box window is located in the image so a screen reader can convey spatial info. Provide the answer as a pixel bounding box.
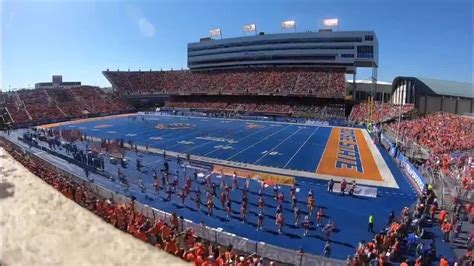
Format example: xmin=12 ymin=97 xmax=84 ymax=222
xmin=341 ymin=54 xmax=354 ymax=58
xmin=357 ymin=45 xmax=373 ymax=58
xmin=365 ymin=35 xmax=374 ymax=41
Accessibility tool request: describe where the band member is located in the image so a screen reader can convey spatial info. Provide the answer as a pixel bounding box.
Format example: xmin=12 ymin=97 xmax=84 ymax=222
xmin=303 ymin=215 xmax=311 ymax=236
xmin=277 ymin=192 xmax=285 ymax=205
xmin=172 ymin=176 xmax=179 ymax=192
xmin=294 ymin=206 xmax=301 ymax=227
xmin=308 ymin=194 xmax=315 ymax=216
xmin=240 ymin=202 xmax=248 ymax=223
xmin=166 ymin=185 xmax=173 ymax=201
xmin=207 ymin=198 xmax=214 ymax=216
xmin=258 ymin=196 xmax=265 ymax=212
xmin=291 ymin=194 xmax=298 ymax=210
xmin=179 ymin=190 xmax=186 ymax=206
xmin=317 ymin=208 xmax=325 ymax=227
xmin=273 ymin=185 xmax=279 ymax=199
xmin=257 ymin=212 xmax=264 ymax=231
xmin=276 ymin=211 xmax=284 ymax=234
xmin=232 ymin=172 xmax=238 ymax=190
xmin=244 ymin=175 xmax=251 ymax=192
xmin=220 ymin=190 xmax=227 ymax=209
xmin=226 ymin=199 xmax=232 ymax=218
xmin=290 ymin=184 xmax=297 ymax=198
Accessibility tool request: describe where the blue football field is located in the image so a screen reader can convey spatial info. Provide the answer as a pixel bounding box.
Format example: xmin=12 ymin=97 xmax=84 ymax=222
xmin=59 ymin=114 xmax=332 ymax=172
xmin=39 ymin=114 xmax=455 ymax=260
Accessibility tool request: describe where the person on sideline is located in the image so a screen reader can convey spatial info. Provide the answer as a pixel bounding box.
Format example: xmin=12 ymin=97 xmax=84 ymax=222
xmin=368 ymin=214 xmax=375 ymax=233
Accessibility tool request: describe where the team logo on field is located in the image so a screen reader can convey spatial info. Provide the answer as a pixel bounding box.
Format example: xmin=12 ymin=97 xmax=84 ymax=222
xmin=178 ymin=140 xmax=194 ymax=145
xmin=94 ymin=124 xmax=113 ymax=129
xmin=246 ymin=123 xmax=264 ymax=129
xmin=213 ymin=145 xmax=234 ymax=150
xmin=261 ymin=150 xmax=282 ymax=156
xmin=125 ymin=133 xmax=137 ymax=137
xmin=156 ymin=123 xmax=196 ymax=129
xmin=196 ymin=136 xmax=238 ymax=144
xmin=149 ymin=136 xmax=163 ymax=141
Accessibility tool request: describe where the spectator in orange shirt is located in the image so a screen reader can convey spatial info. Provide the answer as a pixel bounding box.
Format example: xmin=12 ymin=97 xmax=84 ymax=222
xmin=442 ymin=221 xmax=452 ymax=242
xmin=439 ymin=256 xmax=449 ymax=266
xmin=439 ymin=210 xmax=448 ymax=224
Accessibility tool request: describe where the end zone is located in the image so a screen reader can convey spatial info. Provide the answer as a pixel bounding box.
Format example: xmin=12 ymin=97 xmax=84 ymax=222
xmin=316 ymin=127 xmax=398 ymax=188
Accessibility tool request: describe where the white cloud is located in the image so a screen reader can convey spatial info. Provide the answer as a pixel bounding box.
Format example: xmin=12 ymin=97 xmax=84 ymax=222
xmin=137 ymin=17 xmax=155 ymax=37
xmin=126 ymin=6 xmax=156 ymax=38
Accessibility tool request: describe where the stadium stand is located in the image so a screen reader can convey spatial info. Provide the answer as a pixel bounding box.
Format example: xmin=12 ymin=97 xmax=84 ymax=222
xmin=0 ymin=86 xmax=134 ymax=126
xmin=386 ymin=113 xmax=474 ymax=155
xmin=349 ymin=101 xmax=415 ymax=123
xmin=163 ymin=98 xmax=346 ymax=120
xmin=104 ymin=68 xmax=346 ymax=98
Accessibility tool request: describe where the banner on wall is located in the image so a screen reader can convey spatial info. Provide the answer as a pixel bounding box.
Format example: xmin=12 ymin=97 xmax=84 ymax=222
xmin=398 ymin=153 xmax=426 ymax=194
xmin=212 ymin=165 xmax=295 ymax=185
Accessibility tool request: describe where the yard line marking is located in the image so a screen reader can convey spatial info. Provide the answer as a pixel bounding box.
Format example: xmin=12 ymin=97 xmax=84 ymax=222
xmin=253 ymin=127 xmax=303 ymax=164
xmin=203 ymin=126 xmax=273 ymax=156
xmin=182 ymin=126 xmax=251 ymax=153
xmin=283 ymin=127 xmax=320 ymax=168
xmin=225 ymin=125 xmax=292 ymax=160
xmin=165 ymin=124 xmax=237 ymax=149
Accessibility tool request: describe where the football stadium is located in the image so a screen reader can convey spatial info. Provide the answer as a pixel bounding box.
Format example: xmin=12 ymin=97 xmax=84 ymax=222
xmin=1 ymin=3 xmax=473 ymax=266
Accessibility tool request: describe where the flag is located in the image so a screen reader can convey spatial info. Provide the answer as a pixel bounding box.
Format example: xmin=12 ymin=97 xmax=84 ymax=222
xmin=209 ymin=28 xmax=221 ymax=37
xmin=281 ymin=20 xmax=296 ymax=29
xmin=323 ymin=18 xmax=339 ymax=27
xmin=243 ymin=24 xmax=256 ymax=32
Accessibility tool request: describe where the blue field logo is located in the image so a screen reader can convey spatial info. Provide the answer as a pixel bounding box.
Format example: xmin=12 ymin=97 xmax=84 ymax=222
xmin=155 ymin=123 xmax=196 ymax=129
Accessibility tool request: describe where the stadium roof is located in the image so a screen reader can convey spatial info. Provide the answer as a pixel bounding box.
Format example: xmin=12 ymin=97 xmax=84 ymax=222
xmin=347 ymin=79 xmax=391 ymax=85
xmin=393 ymin=76 xmax=474 ymax=99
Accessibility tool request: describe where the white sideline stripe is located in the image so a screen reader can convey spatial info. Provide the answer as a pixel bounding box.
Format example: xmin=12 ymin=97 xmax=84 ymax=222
xmin=253 ymin=127 xmax=303 ymax=164
xmin=361 ymin=130 xmax=399 ymax=189
xmin=225 ymin=125 xmax=291 ymax=160
xmin=283 ymin=127 xmax=320 ymax=168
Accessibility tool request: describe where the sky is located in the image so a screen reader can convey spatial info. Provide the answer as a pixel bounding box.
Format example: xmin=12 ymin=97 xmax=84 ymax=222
xmin=1 ymin=0 xmax=473 ymax=89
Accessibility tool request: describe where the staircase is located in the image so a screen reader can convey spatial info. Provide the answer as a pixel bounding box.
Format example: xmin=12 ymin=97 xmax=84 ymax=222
xmin=44 ymin=89 xmax=67 ymax=116
xmin=0 ymin=106 xmax=14 ymax=127
xmin=15 ymin=92 xmax=32 ymax=120
xmin=70 ymin=89 xmax=92 ymax=113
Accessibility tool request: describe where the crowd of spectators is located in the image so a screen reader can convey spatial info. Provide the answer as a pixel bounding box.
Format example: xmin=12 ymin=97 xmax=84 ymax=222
xmin=423 ymin=151 xmax=473 ymax=204
xmin=104 ymin=68 xmax=346 ymax=98
xmin=0 ymin=140 xmax=270 ymax=266
xmin=386 ymin=113 xmax=474 ymax=155
xmin=292 ymin=104 xmax=345 ymax=120
xmin=349 ymin=101 xmax=414 ymax=124
xmin=164 ymin=100 xmax=346 ymax=119
xmin=0 ymin=86 xmax=134 ymax=126
xmin=349 ymin=187 xmax=472 ymax=265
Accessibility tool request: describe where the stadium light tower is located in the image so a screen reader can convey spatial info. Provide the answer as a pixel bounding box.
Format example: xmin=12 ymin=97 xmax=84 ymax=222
xmin=281 ymin=20 xmax=296 ymax=32
xmin=243 ymin=24 xmax=257 ymax=36
xmin=209 ymin=28 xmax=223 ymax=39
xmin=323 ymin=18 xmax=339 ymax=31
